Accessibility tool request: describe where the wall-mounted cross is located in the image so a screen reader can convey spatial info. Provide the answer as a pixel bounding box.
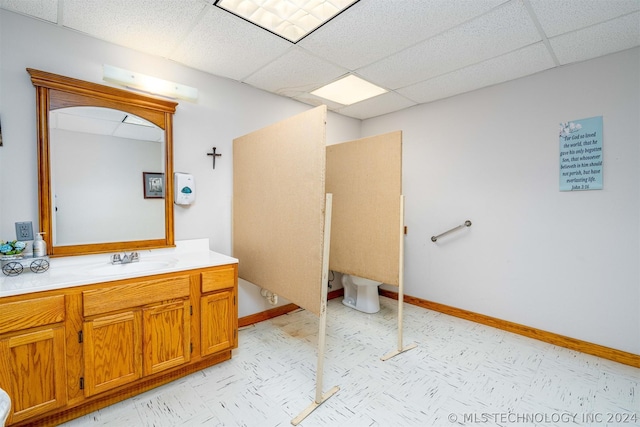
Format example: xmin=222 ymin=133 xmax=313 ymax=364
xmin=207 ymin=146 xmax=222 ymax=169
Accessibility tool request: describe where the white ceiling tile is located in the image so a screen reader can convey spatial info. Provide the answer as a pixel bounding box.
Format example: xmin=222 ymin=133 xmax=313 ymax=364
xmin=3 ymin=0 xmax=638 ymax=120
xmin=113 ymin=123 xmax=164 ymax=142
xmin=53 ymin=112 xmax=120 ymax=135
xmin=299 ymin=0 xmax=508 ymax=70
xmin=243 ymin=47 xmax=348 ymax=96
xmin=1 ymin=0 xmax=57 ymax=22
xmin=398 ymin=42 xmax=556 ymax=104
xmin=357 ymin=0 xmax=541 ymax=90
xmin=62 ymin=0 xmax=206 ymax=57
xmin=529 ymin=0 xmax=640 ymax=38
xmin=334 ymin=91 xmax=417 ymax=120
xmin=549 ymin=12 xmax=640 ymax=65
xmin=170 ymin=6 xmax=292 ymax=81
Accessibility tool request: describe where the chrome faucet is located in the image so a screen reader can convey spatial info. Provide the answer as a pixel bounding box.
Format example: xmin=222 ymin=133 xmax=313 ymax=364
xmin=110 ymin=252 xmax=140 ymax=264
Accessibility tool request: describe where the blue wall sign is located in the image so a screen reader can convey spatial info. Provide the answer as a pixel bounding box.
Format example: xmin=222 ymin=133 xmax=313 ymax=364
xmin=559 ymin=116 xmax=603 ymax=191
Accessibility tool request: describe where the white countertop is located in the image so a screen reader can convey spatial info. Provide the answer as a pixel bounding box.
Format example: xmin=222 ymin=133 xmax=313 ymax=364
xmin=0 ymin=239 xmax=237 ymax=298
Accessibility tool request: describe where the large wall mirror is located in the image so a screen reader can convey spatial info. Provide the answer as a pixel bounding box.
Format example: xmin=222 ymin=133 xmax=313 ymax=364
xmin=28 ymin=68 xmax=177 ymax=257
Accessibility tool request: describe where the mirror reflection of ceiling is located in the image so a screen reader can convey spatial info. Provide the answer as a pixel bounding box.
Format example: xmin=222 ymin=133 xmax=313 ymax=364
xmin=50 ymin=107 xmax=164 ymax=142
xmin=49 ymin=106 xmax=166 ymax=247
xmin=3 ymin=1 xmax=639 ymax=119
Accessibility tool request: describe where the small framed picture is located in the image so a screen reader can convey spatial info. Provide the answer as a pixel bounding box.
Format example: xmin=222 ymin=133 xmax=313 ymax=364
xmin=143 ymin=172 xmax=164 ymax=199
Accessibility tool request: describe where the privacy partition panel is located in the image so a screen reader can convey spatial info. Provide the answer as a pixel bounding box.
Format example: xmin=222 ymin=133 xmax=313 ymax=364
xmin=233 ymin=112 xmax=408 ymax=420
xmin=233 ymin=106 xmax=328 ymax=316
xmin=326 ymin=131 xmax=403 ymax=286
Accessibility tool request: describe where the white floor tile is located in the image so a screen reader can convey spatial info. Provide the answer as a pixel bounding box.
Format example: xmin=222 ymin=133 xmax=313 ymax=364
xmin=60 ymin=296 xmax=639 ymax=427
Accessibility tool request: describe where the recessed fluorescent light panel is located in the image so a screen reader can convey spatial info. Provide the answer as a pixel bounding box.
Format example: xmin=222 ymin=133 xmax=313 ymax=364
xmin=214 ymin=0 xmax=360 ymax=43
xmin=311 ymin=75 xmax=387 ymax=105
xmin=103 ymin=65 xmax=198 ymax=101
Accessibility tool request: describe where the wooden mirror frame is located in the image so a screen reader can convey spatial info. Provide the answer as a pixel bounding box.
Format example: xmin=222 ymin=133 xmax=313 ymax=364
xmin=28 ymin=68 xmax=177 ymax=257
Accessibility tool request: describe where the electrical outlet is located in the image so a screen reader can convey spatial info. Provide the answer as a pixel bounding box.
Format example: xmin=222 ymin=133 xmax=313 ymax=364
xmin=15 ymin=221 xmax=34 ymax=241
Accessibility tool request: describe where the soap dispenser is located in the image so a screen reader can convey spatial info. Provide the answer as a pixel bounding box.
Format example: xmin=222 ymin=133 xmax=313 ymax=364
xmin=174 ymin=173 xmax=196 ymax=205
xmin=33 ymin=232 xmax=47 ymax=257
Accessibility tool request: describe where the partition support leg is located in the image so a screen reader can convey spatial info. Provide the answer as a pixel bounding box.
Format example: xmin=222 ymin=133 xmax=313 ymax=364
xmin=292 ymin=194 xmax=339 ymax=426
xmin=382 ymin=195 xmax=417 ymax=361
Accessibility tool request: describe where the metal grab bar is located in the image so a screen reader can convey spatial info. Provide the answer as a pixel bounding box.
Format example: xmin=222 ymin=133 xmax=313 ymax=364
xmin=431 ymin=220 xmax=472 ymax=242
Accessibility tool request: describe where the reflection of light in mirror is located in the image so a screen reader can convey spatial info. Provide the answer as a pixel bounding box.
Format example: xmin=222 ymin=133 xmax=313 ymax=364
xmin=50 ymin=107 xmax=163 ymax=142
xmin=123 ymin=114 xmax=154 ymax=127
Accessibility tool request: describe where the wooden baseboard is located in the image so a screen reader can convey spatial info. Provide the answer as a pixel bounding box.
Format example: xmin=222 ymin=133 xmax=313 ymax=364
xmin=327 ymin=288 xmax=344 ymax=300
xmin=239 ymin=287 xmax=638 ymax=367
xmin=239 ymin=303 xmax=300 ymax=327
xmin=238 ymin=288 xmax=344 ymax=328
xmin=379 ymin=289 xmax=639 ymax=368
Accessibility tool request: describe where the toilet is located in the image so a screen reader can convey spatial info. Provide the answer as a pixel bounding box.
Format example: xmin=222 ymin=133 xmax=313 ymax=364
xmin=341 ymin=274 xmax=382 ymax=313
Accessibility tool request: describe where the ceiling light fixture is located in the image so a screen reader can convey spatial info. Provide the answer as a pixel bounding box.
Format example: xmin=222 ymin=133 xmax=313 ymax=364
xmin=214 ymin=0 xmax=360 ymax=43
xmin=311 ymin=74 xmax=387 ymax=105
xmin=103 ymin=65 xmax=198 ymax=101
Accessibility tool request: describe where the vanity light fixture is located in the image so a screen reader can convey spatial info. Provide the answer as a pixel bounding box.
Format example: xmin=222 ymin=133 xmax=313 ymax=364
xmin=311 ymin=74 xmax=387 ymax=105
xmin=214 ymin=0 xmax=360 ymax=43
xmin=103 ymin=65 xmax=198 ymax=101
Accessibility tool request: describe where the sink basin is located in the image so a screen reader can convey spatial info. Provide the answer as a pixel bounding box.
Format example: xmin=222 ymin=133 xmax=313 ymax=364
xmin=86 ymin=260 xmax=176 ymax=277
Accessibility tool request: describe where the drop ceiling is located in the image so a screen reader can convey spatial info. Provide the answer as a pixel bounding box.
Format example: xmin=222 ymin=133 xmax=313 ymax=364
xmin=2 ymin=0 xmax=638 ymax=120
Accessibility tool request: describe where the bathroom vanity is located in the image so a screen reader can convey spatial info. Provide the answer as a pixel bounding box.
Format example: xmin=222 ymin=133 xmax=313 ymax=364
xmin=0 ymin=240 xmax=238 ymax=426
xmin=2 ymin=70 xmax=241 ymax=426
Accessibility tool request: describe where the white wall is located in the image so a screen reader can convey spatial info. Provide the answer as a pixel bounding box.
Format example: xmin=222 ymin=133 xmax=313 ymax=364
xmin=0 ymin=10 xmax=360 ymax=317
xmin=363 ymin=48 xmax=640 ymax=355
xmin=2 ymin=10 xmax=638 ymax=355
xmin=51 ymin=129 xmax=165 ymax=245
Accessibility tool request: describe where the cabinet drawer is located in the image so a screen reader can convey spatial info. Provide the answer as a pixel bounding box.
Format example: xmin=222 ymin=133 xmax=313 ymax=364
xmin=0 ymin=295 xmax=65 ymax=334
xmin=83 ymin=275 xmax=190 ymax=317
xmin=201 ymin=265 xmax=236 ymax=293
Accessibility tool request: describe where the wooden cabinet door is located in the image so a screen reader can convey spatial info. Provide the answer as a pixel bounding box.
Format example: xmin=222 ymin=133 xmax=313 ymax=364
xmin=142 ymin=300 xmax=191 ymax=375
xmin=83 ymin=311 xmax=142 ymax=396
xmin=201 ymin=290 xmax=236 ymax=356
xmin=0 ymin=326 xmax=67 ymax=424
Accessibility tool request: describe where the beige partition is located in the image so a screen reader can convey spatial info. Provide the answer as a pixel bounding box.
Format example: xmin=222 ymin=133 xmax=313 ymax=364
xmin=233 ymin=106 xmax=327 ymax=315
xmin=326 ymin=131 xmax=402 ymax=286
